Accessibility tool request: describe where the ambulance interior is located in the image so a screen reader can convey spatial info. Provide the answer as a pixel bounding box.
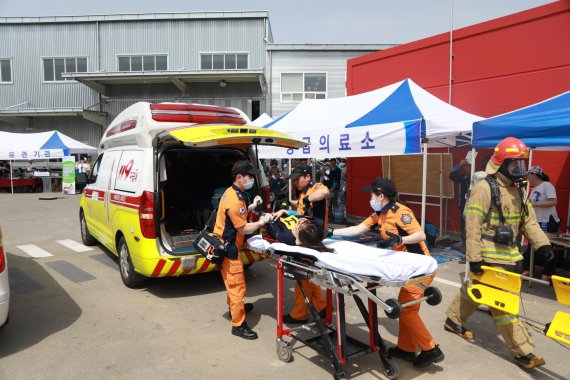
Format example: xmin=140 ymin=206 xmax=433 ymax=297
xmin=158 ymin=147 xmax=256 ymax=253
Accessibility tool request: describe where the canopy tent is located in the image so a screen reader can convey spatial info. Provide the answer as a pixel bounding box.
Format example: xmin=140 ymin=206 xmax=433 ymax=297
xmin=0 ymin=130 xmax=98 ymax=160
xmin=471 ymin=90 xmax=570 ymax=233
xmin=472 ymin=91 xmax=570 ymax=149
xmin=259 ymin=78 xmax=482 ymax=226
xmin=259 ymin=78 xmax=481 ymax=159
xmin=251 ymin=113 xmax=273 ymax=127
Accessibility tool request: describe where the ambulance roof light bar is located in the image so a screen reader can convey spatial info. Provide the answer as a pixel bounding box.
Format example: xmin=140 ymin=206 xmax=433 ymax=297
xmin=149 ymin=103 xmax=247 ymax=125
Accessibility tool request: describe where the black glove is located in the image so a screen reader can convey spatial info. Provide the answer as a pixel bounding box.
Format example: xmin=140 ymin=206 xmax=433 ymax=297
xmin=536 ymin=245 xmax=555 ymax=262
xmin=326 ymin=227 xmax=334 ymax=238
xmin=376 ymin=231 xmax=402 ymax=248
xmin=469 ymin=261 xmax=485 ymax=274
xmin=302 ymin=196 xmax=311 ymax=212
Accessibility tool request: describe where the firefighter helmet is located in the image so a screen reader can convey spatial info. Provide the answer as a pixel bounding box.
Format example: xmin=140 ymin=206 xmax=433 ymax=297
xmin=486 ymin=137 xmax=529 ymax=175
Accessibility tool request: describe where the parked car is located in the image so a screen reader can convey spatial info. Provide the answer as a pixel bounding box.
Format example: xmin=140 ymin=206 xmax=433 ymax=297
xmin=0 ymin=225 xmax=9 ymax=327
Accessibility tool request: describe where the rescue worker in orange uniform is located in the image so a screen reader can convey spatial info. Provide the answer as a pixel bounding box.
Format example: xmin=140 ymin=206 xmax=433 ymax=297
xmin=330 ymin=177 xmax=444 ymax=368
xmin=444 ymin=137 xmax=552 ymax=369
xmin=279 ymin=164 xmax=330 ymax=324
xmin=214 ymin=160 xmax=272 ymax=340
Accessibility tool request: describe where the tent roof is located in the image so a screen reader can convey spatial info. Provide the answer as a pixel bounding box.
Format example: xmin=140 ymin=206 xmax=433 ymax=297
xmin=0 ymin=131 xmax=98 ymax=156
xmin=250 ymin=113 xmax=273 ymax=127
xmin=472 ymin=91 xmax=570 ymax=149
xmin=265 ymin=78 xmax=482 ymax=144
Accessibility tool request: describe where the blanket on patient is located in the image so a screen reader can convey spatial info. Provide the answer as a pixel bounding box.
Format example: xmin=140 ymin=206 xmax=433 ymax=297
xmin=247 ymin=235 xmax=437 ymax=281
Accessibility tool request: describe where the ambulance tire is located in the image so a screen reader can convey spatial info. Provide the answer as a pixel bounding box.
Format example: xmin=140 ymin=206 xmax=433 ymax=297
xmin=118 ymin=236 xmax=144 ymax=288
xmin=80 ymin=210 xmax=97 ymax=246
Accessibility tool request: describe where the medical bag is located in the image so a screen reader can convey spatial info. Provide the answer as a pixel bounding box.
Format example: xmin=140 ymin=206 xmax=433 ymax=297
xmin=192 ymin=208 xmax=226 ymax=265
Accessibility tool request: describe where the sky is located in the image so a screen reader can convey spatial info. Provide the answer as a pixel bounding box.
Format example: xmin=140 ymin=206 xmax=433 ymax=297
xmin=0 ymin=0 xmax=555 ymax=44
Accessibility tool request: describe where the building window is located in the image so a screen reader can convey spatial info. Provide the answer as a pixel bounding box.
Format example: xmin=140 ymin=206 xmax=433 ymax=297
xmin=43 ymin=57 xmax=87 ymax=82
xmin=281 ymin=73 xmax=326 ymax=102
xmin=200 ymin=53 xmax=248 ymax=70
xmin=118 ymin=55 xmax=168 ymax=72
xmin=0 ymin=59 xmax=12 ymax=83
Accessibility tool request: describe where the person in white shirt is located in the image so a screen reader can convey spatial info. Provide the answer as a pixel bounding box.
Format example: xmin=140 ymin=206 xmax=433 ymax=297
xmin=76 ymin=157 xmax=90 ymax=175
xmin=522 ymin=165 xmax=559 ymax=280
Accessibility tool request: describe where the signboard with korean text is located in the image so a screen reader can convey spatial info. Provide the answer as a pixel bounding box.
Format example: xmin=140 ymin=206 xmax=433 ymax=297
xmin=0 ymin=149 xmax=64 ymax=160
xmin=62 ymin=156 xmax=76 ymax=195
xmin=258 ymin=120 xmax=421 ymax=159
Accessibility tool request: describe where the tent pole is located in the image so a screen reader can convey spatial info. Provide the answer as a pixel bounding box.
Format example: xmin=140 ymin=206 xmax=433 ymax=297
xmin=10 ymin=159 xmax=14 ymax=194
xmin=288 ymin=158 xmax=292 ymax=203
xmin=439 ymin=154 xmax=443 ymax=237
xmin=421 ymin=142 xmax=428 ymax=228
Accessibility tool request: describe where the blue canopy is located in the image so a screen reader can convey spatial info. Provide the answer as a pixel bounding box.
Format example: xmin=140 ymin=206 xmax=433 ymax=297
xmin=472 ymin=91 xmax=570 ymax=149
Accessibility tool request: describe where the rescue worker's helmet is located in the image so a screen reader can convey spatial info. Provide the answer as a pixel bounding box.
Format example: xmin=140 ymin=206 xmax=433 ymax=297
xmin=486 ymin=137 xmax=529 ymax=182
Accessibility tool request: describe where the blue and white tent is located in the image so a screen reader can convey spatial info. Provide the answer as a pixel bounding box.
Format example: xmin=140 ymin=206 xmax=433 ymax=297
xmin=259 ymin=78 xmax=482 ymax=159
xmin=472 ymin=91 xmax=570 ymax=149
xmin=0 ymin=130 xmax=97 ymax=160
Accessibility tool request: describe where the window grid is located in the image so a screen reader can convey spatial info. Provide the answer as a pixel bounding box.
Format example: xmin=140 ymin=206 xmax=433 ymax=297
xmin=200 ymin=53 xmax=248 ymax=70
xmin=117 ymin=55 xmax=168 ymax=72
xmin=43 ymin=57 xmax=87 ymax=82
xmin=0 ymin=59 xmax=12 ymax=83
xmin=281 ymin=72 xmax=327 ymax=102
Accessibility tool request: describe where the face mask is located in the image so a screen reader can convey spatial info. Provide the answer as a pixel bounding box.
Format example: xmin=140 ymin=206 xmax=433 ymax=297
xmin=244 ymin=178 xmax=255 ymax=190
xmin=370 ymin=199 xmax=382 ymax=212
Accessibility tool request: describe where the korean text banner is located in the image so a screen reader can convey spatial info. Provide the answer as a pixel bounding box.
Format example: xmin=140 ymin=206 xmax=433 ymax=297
xmin=0 ymin=149 xmax=64 ymax=160
xmin=258 ymin=120 xmax=421 ymax=159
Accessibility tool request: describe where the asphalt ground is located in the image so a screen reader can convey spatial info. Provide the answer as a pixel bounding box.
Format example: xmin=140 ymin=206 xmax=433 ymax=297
xmin=0 ymin=193 xmax=569 ymax=380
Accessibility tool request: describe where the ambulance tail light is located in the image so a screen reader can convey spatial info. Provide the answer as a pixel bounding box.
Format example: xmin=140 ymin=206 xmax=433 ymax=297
xmin=139 ymin=191 xmax=156 ymax=239
xmin=149 ymin=103 xmax=247 ymax=125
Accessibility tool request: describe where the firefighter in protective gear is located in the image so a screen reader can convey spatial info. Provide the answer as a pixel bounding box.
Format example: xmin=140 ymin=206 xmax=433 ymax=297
xmin=281 ymin=164 xmax=330 ymax=324
xmin=214 ymin=160 xmax=272 ymax=340
xmin=444 ymin=137 xmax=552 ymax=369
xmin=331 ymin=178 xmax=444 ymax=368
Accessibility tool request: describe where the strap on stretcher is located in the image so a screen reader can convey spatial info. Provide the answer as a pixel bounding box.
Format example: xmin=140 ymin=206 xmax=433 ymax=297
xmin=466 ymin=266 xmax=570 ymax=346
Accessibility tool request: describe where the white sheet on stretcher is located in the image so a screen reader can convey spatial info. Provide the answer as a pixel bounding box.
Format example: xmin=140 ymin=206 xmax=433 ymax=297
xmin=246 ymin=235 xmax=438 ymax=281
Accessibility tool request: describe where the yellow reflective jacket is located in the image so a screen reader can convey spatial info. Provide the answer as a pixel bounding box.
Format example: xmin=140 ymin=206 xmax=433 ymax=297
xmin=465 ymin=172 xmax=550 ymax=265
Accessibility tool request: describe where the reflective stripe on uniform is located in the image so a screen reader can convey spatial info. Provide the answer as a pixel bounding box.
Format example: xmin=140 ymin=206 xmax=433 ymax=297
xmin=466 ymin=204 xmax=487 ymax=217
xmin=493 ymin=313 xmax=519 ymax=326
xmin=481 ymin=246 xmax=523 ymax=261
xmin=466 ymin=204 xmax=521 ymax=222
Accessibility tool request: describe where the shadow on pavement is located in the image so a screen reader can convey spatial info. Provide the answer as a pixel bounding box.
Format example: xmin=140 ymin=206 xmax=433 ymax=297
xmin=0 ymin=252 xmax=82 ymax=358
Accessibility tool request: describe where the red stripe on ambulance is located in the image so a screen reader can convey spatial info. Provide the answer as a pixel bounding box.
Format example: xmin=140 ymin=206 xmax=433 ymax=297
xmin=166 ymin=260 xmax=181 ymax=276
xmin=151 ymin=259 xmax=167 ymax=277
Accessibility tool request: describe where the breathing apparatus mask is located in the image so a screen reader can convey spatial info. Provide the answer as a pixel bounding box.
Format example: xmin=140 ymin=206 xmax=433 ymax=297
xmin=498 ymin=158 xmax=527 ymax=184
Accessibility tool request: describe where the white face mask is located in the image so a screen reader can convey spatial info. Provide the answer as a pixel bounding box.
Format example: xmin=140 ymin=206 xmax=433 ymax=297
xmin=370 ymin=199 xmax=382 ymax=212
xmin=244 ymin=178 xmax=255 ymax=190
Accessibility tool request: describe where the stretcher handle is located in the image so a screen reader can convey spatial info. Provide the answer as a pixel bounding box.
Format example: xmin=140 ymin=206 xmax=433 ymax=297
xmin=400 ymin=297 xmax=427 ymax=309
xmin=519 ymin=275 xmax=550 ymax=286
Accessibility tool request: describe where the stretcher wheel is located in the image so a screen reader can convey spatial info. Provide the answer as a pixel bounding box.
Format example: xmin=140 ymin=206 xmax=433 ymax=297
xmin=383 ymin=358 xmax=400 ymax=380
xmin=425 ymin=286 xmax=442 ymax=306
xmin=276 ymin=342 xmax=293 ymax=363
xmin=384 ymin=298 xmax=402 ymax=319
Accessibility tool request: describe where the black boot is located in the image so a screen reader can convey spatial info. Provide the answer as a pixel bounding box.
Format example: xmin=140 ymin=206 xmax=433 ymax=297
xmin=231 ymin=321 xmax=258 ymax=340
xmin=387 ymin=346 xmax=416 ymax=362
xmin=413 ymin=345 xmax=444 ymax=367
xmin=282 ymin=314 xmax=307 ymax=324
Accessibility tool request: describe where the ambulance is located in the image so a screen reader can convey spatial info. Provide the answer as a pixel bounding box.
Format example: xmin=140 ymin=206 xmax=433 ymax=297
xmin=79 ymin=102 xmax=305 ymax=287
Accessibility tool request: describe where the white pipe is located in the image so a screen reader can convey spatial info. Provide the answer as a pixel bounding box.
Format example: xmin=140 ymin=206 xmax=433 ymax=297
xmin=421 ymin=142 xmax=428 ymax=228
xmin=10 ymin=159 xmax=13 ymax=194
xmin=448 ymin=0 xmax=454 ymax=104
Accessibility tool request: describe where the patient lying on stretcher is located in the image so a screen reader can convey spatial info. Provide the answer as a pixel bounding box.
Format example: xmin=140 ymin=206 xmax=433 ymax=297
xmin=263 ymin=212 xmax=334 ymax=253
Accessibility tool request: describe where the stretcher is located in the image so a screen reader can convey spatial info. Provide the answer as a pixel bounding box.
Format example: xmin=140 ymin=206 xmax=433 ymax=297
xmin=466 ymin=266 xmax=570 ymax=346
xmin=247 ymin=236 xmax=442 ymax=379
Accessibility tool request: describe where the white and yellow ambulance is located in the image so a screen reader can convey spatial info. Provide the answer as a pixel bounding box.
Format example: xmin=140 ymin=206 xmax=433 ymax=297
xmin=79 ymin=102 xmax=305 ymax=287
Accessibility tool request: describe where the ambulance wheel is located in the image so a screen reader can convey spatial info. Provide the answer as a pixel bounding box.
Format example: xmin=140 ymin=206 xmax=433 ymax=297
xmin=118 ymin=236 xmax=144 ymax=288
xmin=276 ymin=342 xmax=293 ymax=363
xmin=384 ymin=298 xmax=402 ymax=319
xmin=383 ymin=358 xmax=400 ymax=380
xmin=79 ymin=210 xmax=97 ymax=246
xmin=425 ymin=287 xmax=442 ymax=306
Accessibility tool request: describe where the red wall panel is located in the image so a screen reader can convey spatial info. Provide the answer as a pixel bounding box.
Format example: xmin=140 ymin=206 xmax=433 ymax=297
xmin=345 ymin=2 xmax=570 ymax=233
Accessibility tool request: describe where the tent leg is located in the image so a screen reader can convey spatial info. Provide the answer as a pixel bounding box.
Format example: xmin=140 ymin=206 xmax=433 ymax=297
xmin=421 ymin=143 xmax=428 ymax=228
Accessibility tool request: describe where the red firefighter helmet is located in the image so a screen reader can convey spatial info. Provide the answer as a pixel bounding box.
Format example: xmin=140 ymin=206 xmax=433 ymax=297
xmin=486 ymin=137 xmax=529 ymax=174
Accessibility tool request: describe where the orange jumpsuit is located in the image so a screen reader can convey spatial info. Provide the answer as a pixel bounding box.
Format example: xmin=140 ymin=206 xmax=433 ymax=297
xmin=290 ymin=182 xmax=328 ymax=320
xmin=363 ymin=201 xmax=436 ymax=353
xmin=214 ymin=184 xmax=248 ymax=327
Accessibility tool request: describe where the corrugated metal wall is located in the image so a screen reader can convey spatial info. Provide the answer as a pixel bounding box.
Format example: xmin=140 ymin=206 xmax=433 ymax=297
xmin=0 ymin=23 xmax=99 ymax=109
xmin=270 ymin=50 xmax=377 ymax=118
xmin=99 ymin=18 xmax=266 ymax=71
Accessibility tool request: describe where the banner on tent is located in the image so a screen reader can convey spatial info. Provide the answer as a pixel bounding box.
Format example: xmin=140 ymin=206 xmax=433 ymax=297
xmin=0 ymin=149 xmax=65 ymax=160
xmin=258 ymin=121 xmax=421 ymax=159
